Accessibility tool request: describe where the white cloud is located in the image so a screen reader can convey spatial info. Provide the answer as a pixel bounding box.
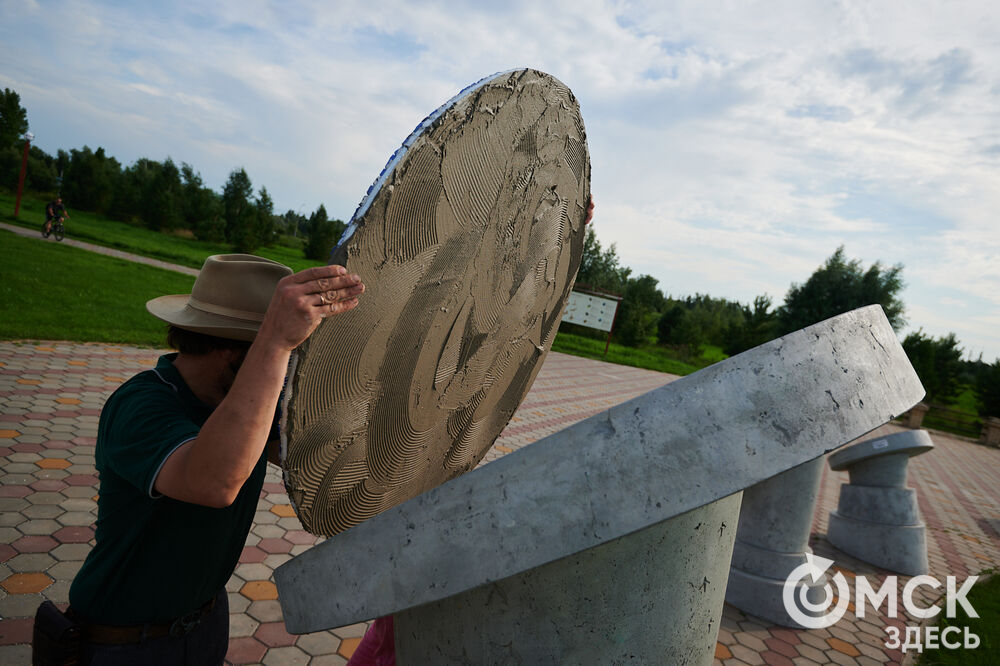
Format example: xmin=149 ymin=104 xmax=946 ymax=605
xmin=2 ymin=0 xmax=998 ymax=360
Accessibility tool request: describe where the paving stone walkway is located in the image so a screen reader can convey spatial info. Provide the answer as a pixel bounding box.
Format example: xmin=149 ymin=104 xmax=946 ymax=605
xmin=1 ymin=340 xmax=997 ymax=665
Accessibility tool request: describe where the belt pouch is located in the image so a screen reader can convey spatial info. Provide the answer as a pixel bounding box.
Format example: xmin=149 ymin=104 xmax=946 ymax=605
xmin=32 ymin=600 xmax=81 ymax=666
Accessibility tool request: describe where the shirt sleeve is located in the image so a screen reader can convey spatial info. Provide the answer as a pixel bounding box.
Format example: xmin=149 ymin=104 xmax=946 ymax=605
xmin=99 ymin=381 xmax=202 ymax=498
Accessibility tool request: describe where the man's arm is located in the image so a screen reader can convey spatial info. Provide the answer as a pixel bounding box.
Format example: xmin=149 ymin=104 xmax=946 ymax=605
xmin=154 ymin=265 xmax=364 ymax=507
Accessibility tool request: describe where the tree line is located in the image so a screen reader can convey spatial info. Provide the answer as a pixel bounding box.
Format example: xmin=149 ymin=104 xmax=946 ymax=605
xmin=3 ymin=86 xmax=996 ymax=418
xmin=0 ymin=88 xmax=343 ymax=258
xmin=576 ymin=229 xmax=999 ymax=420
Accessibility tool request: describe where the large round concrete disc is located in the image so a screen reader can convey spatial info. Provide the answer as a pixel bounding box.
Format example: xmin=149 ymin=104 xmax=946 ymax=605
xmin=281 ymin=69 xmax=591 ymax=536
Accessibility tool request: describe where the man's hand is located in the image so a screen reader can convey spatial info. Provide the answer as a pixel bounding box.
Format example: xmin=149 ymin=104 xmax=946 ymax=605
xmin=257 ymin=265 xmax=365 ymax=351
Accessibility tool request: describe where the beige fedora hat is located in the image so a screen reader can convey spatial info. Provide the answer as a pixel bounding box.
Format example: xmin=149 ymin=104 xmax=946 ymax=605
xmin=147 ymin=254 xmax=293 ymax=341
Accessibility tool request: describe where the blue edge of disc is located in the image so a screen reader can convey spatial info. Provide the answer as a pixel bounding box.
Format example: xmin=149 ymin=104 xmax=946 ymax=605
xmin=331 ymin=69 xmax=520 ymax=262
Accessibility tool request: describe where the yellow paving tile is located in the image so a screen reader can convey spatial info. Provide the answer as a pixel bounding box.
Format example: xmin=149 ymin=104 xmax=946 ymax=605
xmin=35 ymin=346 xmax=56 ymax=352
xmin=715 ymin=642 xmax=732 ymax=660
xmin=826 ymin=636 xmax=861 ymax=657
xmin=270 ymin=504 xmax=297 ymax=517
xmin=68 ymin=360 xmax=87 ymax=366
xmin=240 ymin=580 xmax=279 ymax=601
xmin=56 ymin=398 xmax=83 ymax=405
xmin=2 ymin=572 xmax=53 ymax=594
xmin=338 ymin=637 xmax=362 ymax=659
xmin=17 ymin=379 xmax=41 ymax=385
xmin=0 ymin=429 xmax=22 ymax=438
xmin=37 ymin=458 xmax=72 ymax=470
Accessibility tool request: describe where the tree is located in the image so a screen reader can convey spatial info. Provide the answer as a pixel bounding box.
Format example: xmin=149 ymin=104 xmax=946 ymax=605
xmin=222 ymin=168 xmax=255 ymax=249
xmin=974 ymin=359 xmax=1000 ymax=418
xmin=576 ymin=227 xmax=630 ymax=295
xmin=180 ymin=163 xmax=223 ymax=241
xmin=614 ymin=274 xmax=666 ymax=347
xmin=142 ymin=158 xmax=184 ymax=231
xmin=62 ymin=146 xmax=121 ymax=213
xmin=25 ymin=145 xmax=59 ymax=192
xmin=723 ymin=295 xmax=779 ymax=355
xmin=303 ymin=204 xmax=345 ymax=261
xmin=280 ymin=209 xmax=308 ymax=237
xmin=252 ymin=187 xmax=276 ymax=249
xmin=902 ymin=330 xmax=964 ymax=403
xmin=777 ymin=246 xmax=905 ymax=335
xmin=0 ymin=88 xmax=29 ymax=148
xmin=658 ymin=293 xmax=749 ymax=349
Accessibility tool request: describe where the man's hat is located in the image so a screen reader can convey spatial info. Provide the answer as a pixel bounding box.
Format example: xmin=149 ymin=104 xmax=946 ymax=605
xmin=146 ymin=254 xmax=293 ymax=341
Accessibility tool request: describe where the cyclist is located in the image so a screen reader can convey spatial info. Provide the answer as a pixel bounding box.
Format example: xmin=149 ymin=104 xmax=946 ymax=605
xmin=44 ymin=197 xmax=69 ymax=236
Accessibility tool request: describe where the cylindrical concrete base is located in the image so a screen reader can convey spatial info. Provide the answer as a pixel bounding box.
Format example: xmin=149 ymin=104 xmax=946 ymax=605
xmin=725 ymin=458 xmax=825 ymax=628
xmin=726 ymin=565 xmax=829 ymax=628
xmin=828 ymin=511 xmax=928 ymax=575
xmin=395 ymin=493 xmax=742 ymax=666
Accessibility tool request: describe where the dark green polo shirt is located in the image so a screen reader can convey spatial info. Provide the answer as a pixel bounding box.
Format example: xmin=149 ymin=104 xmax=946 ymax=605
xmin=69 ymin=354 xmax=267 ymax=625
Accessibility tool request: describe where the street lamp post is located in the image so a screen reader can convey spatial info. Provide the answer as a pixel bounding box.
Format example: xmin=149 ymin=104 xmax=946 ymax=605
xmin=14 ymin=131 xmax=34 ymax=218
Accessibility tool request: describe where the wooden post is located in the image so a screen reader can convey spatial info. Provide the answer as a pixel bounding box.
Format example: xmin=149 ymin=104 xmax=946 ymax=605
xmin=14 ymin=135 xmax=31 ymax=218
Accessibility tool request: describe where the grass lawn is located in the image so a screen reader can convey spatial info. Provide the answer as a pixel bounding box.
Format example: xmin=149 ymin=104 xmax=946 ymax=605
xmin=3 ymin=191 xmax=717 ymax=376
xmin=1 ymin=229 xmax=194 ymax=346
xmin=918 ymin=571 xmax=997 ymax=665
xmin=552 ymin=331 xmax=701 ymax=376
xmin=0 ymin=191 xmax=323 ymax=273
xmin=923 ymin=386 xmax=983 ymax=439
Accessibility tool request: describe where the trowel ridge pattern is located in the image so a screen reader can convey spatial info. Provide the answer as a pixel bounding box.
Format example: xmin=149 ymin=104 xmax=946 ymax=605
xmin=283 ymin=69 xmax=591 ymax=535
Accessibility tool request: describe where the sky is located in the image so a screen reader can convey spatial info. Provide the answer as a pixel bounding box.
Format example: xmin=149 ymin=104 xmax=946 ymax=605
xmin=2 ymin=0 xmax=998 ymax=362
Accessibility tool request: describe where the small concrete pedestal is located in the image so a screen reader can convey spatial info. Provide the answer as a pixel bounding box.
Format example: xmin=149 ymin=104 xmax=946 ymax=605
xmin=827 ymin=430 xmax=933 ymax=575
xmin=981 ymin=417 xmax=1000 ymax=448
xmin=397 ymin=494 xmax=741 ymax=665
xmin=725 ymin=458 xmax=827 ymax=627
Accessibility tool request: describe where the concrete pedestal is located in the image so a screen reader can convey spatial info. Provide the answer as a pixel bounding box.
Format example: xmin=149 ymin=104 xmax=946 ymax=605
xmin=725 ymin=458 xmax=827 ymax=627
xmin=982 ymin=417 xmax=1000 ymax=448
xmin=397 ymin=494 xmax=741 ymax=665
xmin=275 ymin=306 xmax=924 ymax=664
xmin=827 ymin=429 xmax=933 ymax=575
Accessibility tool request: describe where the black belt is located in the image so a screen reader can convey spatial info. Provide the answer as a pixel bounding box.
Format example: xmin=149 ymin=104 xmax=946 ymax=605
xmin=73 ymin=595 xmax=217 ymax=645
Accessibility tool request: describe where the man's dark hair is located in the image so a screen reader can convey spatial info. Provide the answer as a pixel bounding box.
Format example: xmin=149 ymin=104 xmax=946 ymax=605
xmin=166 ymin=325 xmax=252 ymax=355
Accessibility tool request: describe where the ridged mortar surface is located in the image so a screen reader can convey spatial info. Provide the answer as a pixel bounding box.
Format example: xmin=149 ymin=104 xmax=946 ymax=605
xmin=282 ymin=69 xmax=590 ymax=536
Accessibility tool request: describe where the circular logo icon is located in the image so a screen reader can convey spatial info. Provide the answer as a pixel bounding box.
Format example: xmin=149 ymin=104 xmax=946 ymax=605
xmin=782 ymin=554 xmax=851 ymax=629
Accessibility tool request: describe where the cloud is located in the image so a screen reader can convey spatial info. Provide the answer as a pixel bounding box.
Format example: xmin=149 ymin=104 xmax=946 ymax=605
xmin=2 ymin=0 xmax=999 ymax=360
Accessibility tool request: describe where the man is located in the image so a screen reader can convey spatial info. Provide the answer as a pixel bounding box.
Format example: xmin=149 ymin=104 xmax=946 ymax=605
xmin=44 ymin=197 xmax=68 ymax=236
xmin=52 ymin=254 xmax=364 ymax=664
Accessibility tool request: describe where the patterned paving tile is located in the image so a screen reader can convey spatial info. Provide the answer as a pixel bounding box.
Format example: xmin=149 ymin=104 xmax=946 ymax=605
xmin=2 ymin=340 xmax=998 ymax=664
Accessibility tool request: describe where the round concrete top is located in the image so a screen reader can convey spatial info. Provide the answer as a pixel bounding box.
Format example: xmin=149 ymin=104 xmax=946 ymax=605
xmin=828 ymin=429 xmax=934 ymax=471
xmin=275 ymin=305 xmax=924 ymax=633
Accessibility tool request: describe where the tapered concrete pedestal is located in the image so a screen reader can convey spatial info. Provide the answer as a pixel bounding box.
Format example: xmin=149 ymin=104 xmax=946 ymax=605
xmin=397 ymin=494 xmax=741 ymax=665
xmin=827 ymin=430 xmax=933 ymax=575
xmin=275 ymin=306 xmax=924 ymax=664
xmin=726 ymin=458 xmax=828 ymax=627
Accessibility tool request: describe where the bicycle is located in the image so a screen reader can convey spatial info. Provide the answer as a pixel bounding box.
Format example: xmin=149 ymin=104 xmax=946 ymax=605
xmin=42 ymin=217 xmax=66 ymax=242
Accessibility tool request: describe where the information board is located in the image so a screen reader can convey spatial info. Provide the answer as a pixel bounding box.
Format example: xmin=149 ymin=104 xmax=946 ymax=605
xmin=561 ymin=290 xmax=619 ymax=332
